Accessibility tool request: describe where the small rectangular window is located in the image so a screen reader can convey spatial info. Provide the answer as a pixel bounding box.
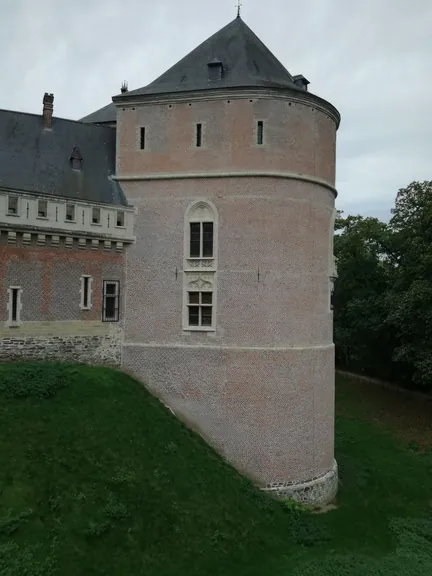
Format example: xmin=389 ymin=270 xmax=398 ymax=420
xmin=196 ymin=123 xmax=202 ymax=147
xmin=257 ymin=121 xmax=264 ymax=145
xmin=80 ymin=275 xmax=92 ymax=310
xmin=190 ymin=223 xmax=201 ymax=257
xmin=188 ymin=291 xmax=213 ymax=328
xmin=37 ymin=200 xmax=48 ymax=218
xmin=7 ymin=196 xmax=18 ymax=215
xmin=92 ymin=207 xmax=101 ymax=224
xmin=102 ymin=281 xmax=120 ymax=322
xmin=65 ymin=204 xmax=75 ymax=221
xmin=116 ymin=211 xmax=125 ymax=227
xmin=140 ymin=127 xmax=146 ymax=150
xmin=7 ymin=287 xmax=22 ymax=326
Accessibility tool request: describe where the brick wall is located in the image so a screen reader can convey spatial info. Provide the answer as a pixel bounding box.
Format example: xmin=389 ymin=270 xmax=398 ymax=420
xmin=118 ymin=91 xmax=338 ymax=497
xmin=0 ymin=232 xmax=125 ymax=365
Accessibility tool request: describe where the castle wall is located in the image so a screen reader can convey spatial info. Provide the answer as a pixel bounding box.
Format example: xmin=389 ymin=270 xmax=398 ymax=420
xmin=0 ymin=231 xmax=124 ymax=366
xmin=116 ymin=96 xmax=336 ymax=183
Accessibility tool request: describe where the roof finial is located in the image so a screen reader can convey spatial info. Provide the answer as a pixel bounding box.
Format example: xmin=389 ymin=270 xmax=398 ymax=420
xmin=236 ymin=0 xmax=242 ymax=18
xmin=121 ymin=80 xmax=128 ymax=94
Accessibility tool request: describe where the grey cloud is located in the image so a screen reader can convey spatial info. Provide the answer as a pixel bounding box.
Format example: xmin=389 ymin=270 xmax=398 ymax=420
xmin=1 ymin=0 xmax=430 ymax=220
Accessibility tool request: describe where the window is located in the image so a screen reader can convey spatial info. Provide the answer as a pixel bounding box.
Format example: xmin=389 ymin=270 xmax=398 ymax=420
xmin=7 ymin=196 xmax=18 ymax=215
xmin=65 ymin=204 xmax=75 ymax=222
xmin=102 ymin=281 xmax=120 ymax=322
xmin=190 ymin=222 xmax=213 ymax=258
xmin=116 ymin=211 xmax=125 ymax=227
xmin=140 ymin=127 xmax=146 ymax=150
xmin=188 ymin=291 xmax=213 ymax=327
xmin=196 ymin=123 xmax=202 ymax=147
xmin=7 ymin=287 xmax=22 ymax=326
xmin=80 ymin=275 xmax=93 ymax=310
xmin=92 ymin=207 xmax=101 ymax=224
xmin=257 ymin=121 xmax=264 ymax=145
xmin=37 ymin=200 xmax=48 ymax=218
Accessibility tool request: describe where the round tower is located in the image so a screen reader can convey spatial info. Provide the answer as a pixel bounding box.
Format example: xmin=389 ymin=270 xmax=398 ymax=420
xmin=117 ymin=16 xmax=340 ymax=504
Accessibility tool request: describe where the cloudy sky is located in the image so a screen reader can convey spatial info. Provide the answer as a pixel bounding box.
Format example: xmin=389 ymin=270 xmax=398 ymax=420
xmin=1 ymin=0 xmax=431 ymax=220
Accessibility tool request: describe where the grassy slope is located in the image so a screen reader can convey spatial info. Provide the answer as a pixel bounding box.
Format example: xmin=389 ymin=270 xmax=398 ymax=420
xmin=0 ymin=364 xmax=432 ymax=575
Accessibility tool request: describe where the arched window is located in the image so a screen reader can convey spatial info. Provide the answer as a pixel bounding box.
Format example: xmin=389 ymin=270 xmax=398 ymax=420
xmin=183 ymin=201 xmax=218 ymax=331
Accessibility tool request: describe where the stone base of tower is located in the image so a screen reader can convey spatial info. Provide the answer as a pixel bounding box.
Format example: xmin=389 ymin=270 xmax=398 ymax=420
xmin=122 ymin=343 xmax=335 ymax=502
xmin=262 ymin=460 xmax=338 ymax=505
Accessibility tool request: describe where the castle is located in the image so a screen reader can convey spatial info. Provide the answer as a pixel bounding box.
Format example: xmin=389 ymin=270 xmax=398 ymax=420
xmin=0 ymin=16 xmax=340 ymax=504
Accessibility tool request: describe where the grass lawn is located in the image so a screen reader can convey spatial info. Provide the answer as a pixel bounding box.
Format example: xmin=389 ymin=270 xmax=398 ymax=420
xmin=0 ymin=364 xmax=431 ymax=575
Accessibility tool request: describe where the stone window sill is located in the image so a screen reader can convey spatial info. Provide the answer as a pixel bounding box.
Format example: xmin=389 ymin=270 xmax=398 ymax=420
xmin=184 ymin=327 xmax=215 ymax=333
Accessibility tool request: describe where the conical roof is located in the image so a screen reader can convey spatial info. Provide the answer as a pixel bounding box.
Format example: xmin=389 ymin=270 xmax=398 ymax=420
xmin=124 ymin=17 xmax=298 ymax=97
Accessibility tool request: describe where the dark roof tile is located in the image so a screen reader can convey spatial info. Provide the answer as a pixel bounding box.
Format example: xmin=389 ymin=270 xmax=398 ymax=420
xmin=0 ymin=109 xmax=127 ymax=206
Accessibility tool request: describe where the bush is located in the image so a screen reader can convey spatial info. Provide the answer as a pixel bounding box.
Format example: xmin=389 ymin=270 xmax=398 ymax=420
xmin=0 ymin=363 xmax=73 ymax=399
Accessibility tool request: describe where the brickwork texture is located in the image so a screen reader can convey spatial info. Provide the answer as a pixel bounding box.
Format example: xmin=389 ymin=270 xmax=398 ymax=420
xmin=120 ymin=93 xmax=338 ymax=503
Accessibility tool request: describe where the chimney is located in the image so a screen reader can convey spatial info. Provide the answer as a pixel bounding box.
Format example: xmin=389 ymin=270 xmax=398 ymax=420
xmin=43 ymin=93 xmax=54 ymax=129
xmin=292 ymin=75 xmax=310 ymax=91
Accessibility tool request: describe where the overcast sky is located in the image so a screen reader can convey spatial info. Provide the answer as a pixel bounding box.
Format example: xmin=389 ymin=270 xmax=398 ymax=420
xmin=1 ymin=0 xmax=431 ymax=220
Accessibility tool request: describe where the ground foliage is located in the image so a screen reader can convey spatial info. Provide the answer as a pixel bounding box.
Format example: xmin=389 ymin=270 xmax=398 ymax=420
xmin=0 ymin=364 xmax=431 ymax=574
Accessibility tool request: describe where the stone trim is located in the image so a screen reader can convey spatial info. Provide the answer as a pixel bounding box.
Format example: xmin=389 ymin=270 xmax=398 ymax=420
xmin=0 ymin=229 xmax=129 ymax=251
xmin=261 ymin=460 xmax=338 ymax=505
xmin=122 ymin=342 xmax=335 ymax=351
xmin=114 ymin=171 xmax=337 ymax=197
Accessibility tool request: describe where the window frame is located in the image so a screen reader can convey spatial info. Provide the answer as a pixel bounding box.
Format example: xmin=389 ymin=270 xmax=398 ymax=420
xmin=102 ymin=280 xmax=120 ymax=322
xmin=6 ymin=286 xmax=22 ymax=327
xmin=80 ymin=275 xmax=93 ymax=311
xmin=7 ymin=196 xmax=19 ymax=216
xmin=189 ymin=221 xmax=214 ymax=259
xmin=91 ymin=207 xmax=101 ymax=225
xmin=187 ymin=290 xmax=213 ymax=328
xmin=257 ymin=120 xmax=264 ymax=145
xmin=139 ymin=127 xmax=146 ymax=150
xmin=37 ymin=199 xmax=48 ymax=219
xmin=65 ymin=203 xmax=75 ymax=222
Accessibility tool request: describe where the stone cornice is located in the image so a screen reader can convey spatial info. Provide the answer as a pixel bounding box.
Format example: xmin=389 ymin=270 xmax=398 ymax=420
xmin=0 ymin=222 xmax=135 ymax=247
xmin=114 ymin=171 xmax=338 ymax=197
xmin=113 ymin=87 xmax=340 ymax=129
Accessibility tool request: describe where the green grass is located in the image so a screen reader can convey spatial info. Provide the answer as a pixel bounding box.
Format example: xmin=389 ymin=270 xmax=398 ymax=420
xmin=0 ymin=364 xmax=431 ymax=575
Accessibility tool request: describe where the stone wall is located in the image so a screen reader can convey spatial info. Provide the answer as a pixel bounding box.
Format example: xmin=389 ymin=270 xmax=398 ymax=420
xmin=0 ymin=322 xmax=123 ymax=367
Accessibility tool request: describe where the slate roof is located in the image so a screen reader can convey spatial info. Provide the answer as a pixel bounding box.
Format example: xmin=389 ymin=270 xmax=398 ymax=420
xmin=81 ymin=16 xmax=301 ymax=124
xmin=123 ymin=17 xmax=299 ymax=97
xmin=0 ymin=109 xmax=127 ymax=206
xmin=80 ymin=102 xmax=116 ymax=124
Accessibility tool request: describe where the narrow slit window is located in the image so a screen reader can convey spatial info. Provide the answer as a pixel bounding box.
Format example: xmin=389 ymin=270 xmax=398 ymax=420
xmin=188 ymin=291 xmax=213 ymax=327
xmin=38 ymin=200 xmax=48 ymax=218
xmin=102 ymin=281 xmax=120 ymax=322
xmin=257 ymin=121 xmax=264 ymax=145
xmin=116 ymin=211 xmax=125 ymax=227
xmin=65 ymin=204 xmax=75 ymax=222
xmin=7 ymin=196 xmax=18 ymax=215
xmin=8 ymin=287 xmax=22 ymax=325
xmin=140 ymin=127 xmax=146 ymax=150
xmin=189 ymin=222 xmax=213 ymax=258
xmin=92 ymin=207 xmax=100 ymax=224
xmin=196 ymin=123 xmax=202 ymax=147
xmin=80 ymin=276 xmax=92 ymax=310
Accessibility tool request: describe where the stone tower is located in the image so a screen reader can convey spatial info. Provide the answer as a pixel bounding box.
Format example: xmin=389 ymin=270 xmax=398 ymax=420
xmin=116 ymin=16 xmax=340 ymax=504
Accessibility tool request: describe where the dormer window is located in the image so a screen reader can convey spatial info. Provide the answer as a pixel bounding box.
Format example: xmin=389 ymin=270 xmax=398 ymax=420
xmin=208 ymin=59 xmax=224 ymax=81
xmin=70 ymin=147 xmax=83 ymax=170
